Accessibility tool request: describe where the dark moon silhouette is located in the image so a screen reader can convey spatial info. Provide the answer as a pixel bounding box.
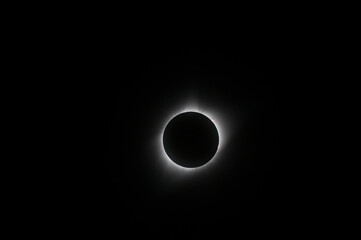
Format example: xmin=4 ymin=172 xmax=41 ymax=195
xmin=163 ymin=112 xmax=219 ymax=168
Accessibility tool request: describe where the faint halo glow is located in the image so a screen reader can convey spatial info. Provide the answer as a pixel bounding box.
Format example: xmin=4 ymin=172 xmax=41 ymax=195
xmin=158 ymin=105 xmax=227 ymax=173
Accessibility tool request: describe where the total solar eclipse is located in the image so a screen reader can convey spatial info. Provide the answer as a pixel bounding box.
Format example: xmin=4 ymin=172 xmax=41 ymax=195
xmin=162 ymin=112 xmax=219 ymax=168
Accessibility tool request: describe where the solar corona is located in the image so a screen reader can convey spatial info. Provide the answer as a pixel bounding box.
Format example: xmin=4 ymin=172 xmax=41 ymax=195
xmin=157 ymin=104 xmax=228 ymax=173
xmin=163 ymin=111 xmax=219 ymax=168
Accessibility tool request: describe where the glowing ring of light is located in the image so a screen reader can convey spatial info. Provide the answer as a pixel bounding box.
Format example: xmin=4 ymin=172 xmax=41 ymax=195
xmin=157 ymin=105 xmax=228 ymax=173
xmin=162 ymin=111 xmax=219 ymax=169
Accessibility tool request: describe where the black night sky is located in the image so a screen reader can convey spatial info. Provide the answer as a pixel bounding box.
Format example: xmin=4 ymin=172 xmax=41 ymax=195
xmin=63 ymin=30 xmax=283 ymax=236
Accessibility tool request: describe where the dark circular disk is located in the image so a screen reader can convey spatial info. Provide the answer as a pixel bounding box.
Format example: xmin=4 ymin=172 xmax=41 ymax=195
xmin=163 ymin=112 xmax=219 ymax=168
